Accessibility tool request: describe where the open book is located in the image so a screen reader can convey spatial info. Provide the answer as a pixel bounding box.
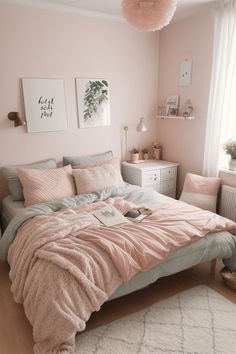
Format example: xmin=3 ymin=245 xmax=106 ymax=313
xmin=93 ymin=206 xmax=129 ymax=227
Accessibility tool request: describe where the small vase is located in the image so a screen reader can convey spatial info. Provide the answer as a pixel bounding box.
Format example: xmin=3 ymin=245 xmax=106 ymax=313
xmin=143 ymin=153 xmax=149 ymax=160
xmin=229 ymin=158 xmax=236 ymax=171
xmin=153 ymin=148 xmax=161 ymax=160
xmin=130 ymin=153 xmax=139 ymax=162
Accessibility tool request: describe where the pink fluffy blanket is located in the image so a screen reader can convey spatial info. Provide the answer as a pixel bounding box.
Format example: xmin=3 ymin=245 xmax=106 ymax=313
xmin=8 ymin=197 xmax=236 ymax=353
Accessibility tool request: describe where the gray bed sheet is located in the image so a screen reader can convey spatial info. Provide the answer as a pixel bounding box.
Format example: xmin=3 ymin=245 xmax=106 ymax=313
xmin=1 ymin=196 xmax=24 ymax=232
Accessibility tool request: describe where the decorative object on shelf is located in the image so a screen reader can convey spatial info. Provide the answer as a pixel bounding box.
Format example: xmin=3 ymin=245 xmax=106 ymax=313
xmin=157 ymin=106 xmax=166 ymax=116
xmin=223 ymin=140 xmax=236 ymax=171
xmin=137 ymin=117 xmax=147 ymax=132
xmin=179 ymin=60 xmax=192 ymax=86
xmin=122 ymin=0 xmax=177 ymax=32
xmin=76 ymin=78 xmax=110 ymax=128
xmin=165 ymin=95 xmax=179 ymax=116
xmin=181 ymin=99 xmax=194 ymax=118
xmin=152 ymin=142 xmax=162 ymax=160
xmin=22 ymin=78 xmax=68 ymax=133
xmin=141 ymin=147 xmax=149 ymax=160
xmin=130 ymin=148 xmax=140 ymax=162
xmin=220 ymin=267 xmax=236 ymax=291
xmin=8 ymin=112 xmax=26 ymax=127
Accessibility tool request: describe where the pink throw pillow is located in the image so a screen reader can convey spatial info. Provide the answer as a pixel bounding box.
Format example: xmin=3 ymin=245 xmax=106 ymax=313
xmin=73 ymin=158 xmax=124 ymax=185
xmin=180 ymin=173 xmax=221 ymax=212
xmin=73 ymin=163 xmax=125 ymax=195
xmin=17 ymin=165 xmax=76 ymax=207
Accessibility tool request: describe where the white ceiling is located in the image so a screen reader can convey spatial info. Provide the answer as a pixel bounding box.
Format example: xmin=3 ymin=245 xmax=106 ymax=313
xmin=38 ymin=0 xmax=219 ymax=20
xmin=4 ymin=0 xmax=220 ymax=21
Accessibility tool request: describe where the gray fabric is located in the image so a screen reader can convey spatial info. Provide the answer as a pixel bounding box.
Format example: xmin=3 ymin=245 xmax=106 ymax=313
xmin=63 ymin=150 xmax=113 ymax=166
xmin=2 ymin=196 xmax=24 ymax=222
xmin=2 ymin=158 xmax=57 ymax=201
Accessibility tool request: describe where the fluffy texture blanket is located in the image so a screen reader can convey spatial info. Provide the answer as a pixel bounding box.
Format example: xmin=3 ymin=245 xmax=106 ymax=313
xmin=7 ymin=195 xmax=236 ymax=353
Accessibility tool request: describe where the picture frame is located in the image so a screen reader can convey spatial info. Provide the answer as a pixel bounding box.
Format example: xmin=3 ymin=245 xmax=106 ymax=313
xmin=165 ymin=95 xmax=179 ymax=116
xmin=75 ymin=78 xmax=110 ymax=128
xmin=22 ymin=78 xmax=68 ymax=133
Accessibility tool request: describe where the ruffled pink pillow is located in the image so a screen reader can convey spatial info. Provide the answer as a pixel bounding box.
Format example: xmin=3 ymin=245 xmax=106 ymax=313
xmin=17 ymin=165 xmax=76 ymax=206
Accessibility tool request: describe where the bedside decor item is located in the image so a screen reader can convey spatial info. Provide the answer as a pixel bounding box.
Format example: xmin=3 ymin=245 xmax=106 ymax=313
xmin=180 ymin=173 xmax=221 ymax=212
xmin=76 ymin=78 xmax=110 ymax=128
xmin=223 ymin=140 xmax=236 ymax=171
xmin=220 ymin=267 xmax=236 ymax=291
xmin=165 ymin=95 xmax=179 ymax=115
xmin=137 ymin=117 xmax=147 ymax=132
xmin=122 ymin=0 xmax=177 ymax=32
xmin=152 ymin=142 xmax=162 ymax=160
xmin=141 ymin=147 xmax=149 ymax=160
xmin=130 ymin=148 xmax=140 ymax=162
xmin=22 ymin=78 xmax=68 ymax=133
xmin=8 ymin=112 xmax=26 ymax=127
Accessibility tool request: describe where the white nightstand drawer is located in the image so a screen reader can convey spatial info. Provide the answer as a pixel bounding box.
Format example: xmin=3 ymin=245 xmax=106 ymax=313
xmin=160 ymin=180 xmax=176 ymax=197
xmin=160 ymin=167 xmax=176 ymax=182
xmin=142 ymin=169 xmax=160 ymax=186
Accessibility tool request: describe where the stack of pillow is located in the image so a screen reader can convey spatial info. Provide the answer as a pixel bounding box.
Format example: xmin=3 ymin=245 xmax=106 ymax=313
xmin=2 ymin=151 xmax=124 ymax=207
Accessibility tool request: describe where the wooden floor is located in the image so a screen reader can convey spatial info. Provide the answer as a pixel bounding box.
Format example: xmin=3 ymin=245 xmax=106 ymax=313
xmin=0 ymin=260 xmax=235 ymax=354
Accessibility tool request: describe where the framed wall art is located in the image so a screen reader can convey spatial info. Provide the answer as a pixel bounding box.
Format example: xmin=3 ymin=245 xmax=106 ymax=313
xmin=76 ymin=78 xmax=110 ymax=128
xmin=22 ymin=78 xmax=68 ymax=133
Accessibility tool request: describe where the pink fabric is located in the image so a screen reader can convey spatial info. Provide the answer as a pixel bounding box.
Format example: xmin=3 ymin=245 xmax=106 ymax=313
xmin=73 ymin=157 xmax=124 ymax=185
xmin=182 ymin=173 xmax=221 ymax=195
xmin=73 ymin=162 xmax=124 ymax=195
xmin=17 ymin=165 xmax=76 ymax=206
xmin=180 ymin=173 xmax=221 ymax=212
xmin=8 ymin=198 xmax=236 ymax=353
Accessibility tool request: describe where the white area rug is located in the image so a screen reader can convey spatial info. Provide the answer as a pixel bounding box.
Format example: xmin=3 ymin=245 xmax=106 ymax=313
xmin=75 ymin=286 xmax=236 ymax=354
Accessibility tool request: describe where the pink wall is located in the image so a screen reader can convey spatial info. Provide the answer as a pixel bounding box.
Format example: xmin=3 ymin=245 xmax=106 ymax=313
xmin=157 ymin=12 xmax=214 ymax=195
xmin=0 ymin=3 xmax=158 ymax=166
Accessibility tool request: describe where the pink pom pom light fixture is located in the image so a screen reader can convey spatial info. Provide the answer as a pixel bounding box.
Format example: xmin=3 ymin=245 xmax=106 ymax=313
xmin=122 ymin=0 xmax=177 ymax=32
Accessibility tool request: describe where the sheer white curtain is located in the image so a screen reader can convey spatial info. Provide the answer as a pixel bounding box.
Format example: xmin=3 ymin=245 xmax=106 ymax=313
xmin=203 ymin=0 xmax=236 ymax=176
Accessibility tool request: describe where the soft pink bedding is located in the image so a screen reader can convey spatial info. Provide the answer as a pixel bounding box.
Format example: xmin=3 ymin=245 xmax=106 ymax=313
xmin=8 ymin=197 xmax=236 ymax=353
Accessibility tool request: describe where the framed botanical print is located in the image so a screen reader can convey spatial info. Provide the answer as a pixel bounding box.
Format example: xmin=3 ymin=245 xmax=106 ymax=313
xmin=76 ymin=78 xmax=110 ymax=128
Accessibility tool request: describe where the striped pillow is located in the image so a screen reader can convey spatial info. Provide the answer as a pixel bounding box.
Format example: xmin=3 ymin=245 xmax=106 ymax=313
xmin=17 ymin=165 xmax=76 ymax=207
xmin=180 ymin=173 xmax=221 ymax=212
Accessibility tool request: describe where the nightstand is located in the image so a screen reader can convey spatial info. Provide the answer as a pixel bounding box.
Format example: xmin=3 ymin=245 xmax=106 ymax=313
xmin=121 ymin=160 xmax=179 ymax=198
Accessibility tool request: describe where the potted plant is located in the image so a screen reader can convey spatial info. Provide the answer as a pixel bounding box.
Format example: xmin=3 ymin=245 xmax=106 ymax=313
xmin=223 ymin=140 xmax=236 ymax=170
xmin=141 ymin=147 xmax=149 ymax=160
xmin=130 ymin=148 xmax=140 ymax=162
xmin=152 ymin=142 xmax=162 ymax=160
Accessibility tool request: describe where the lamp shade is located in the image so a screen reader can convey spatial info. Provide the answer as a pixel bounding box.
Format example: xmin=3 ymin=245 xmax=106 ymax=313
xmin=122 ymin=0 xmax=177 ymax=32
xmin=137 ymin=117 xmax=147 ymax=132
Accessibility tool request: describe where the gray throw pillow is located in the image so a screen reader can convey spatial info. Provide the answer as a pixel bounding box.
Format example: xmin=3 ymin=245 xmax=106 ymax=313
xmin=63 ymin=150 xmax=113 ymax=167
xmin=2 ymin=158 xmax=57 ymax=201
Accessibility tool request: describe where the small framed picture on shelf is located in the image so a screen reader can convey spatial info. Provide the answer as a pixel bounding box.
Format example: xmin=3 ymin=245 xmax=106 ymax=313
xmin=181 ymin=100 xmax=193 ymax=118
xmin=165 ymin=95 xmax=179 ymax=116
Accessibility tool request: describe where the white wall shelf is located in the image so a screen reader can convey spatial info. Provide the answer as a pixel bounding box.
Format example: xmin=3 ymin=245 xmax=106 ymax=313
xmin=157 ymin=115 xmax=194 ymax=120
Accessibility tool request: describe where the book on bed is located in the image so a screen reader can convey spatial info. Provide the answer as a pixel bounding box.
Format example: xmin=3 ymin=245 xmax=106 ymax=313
xmin=92 ymin=206 xmax=129 ymax=227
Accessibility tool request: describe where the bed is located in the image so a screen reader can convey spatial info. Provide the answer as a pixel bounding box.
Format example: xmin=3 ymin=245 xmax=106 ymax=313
xmin=0 ymin=162 xmax=236 ymax=354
